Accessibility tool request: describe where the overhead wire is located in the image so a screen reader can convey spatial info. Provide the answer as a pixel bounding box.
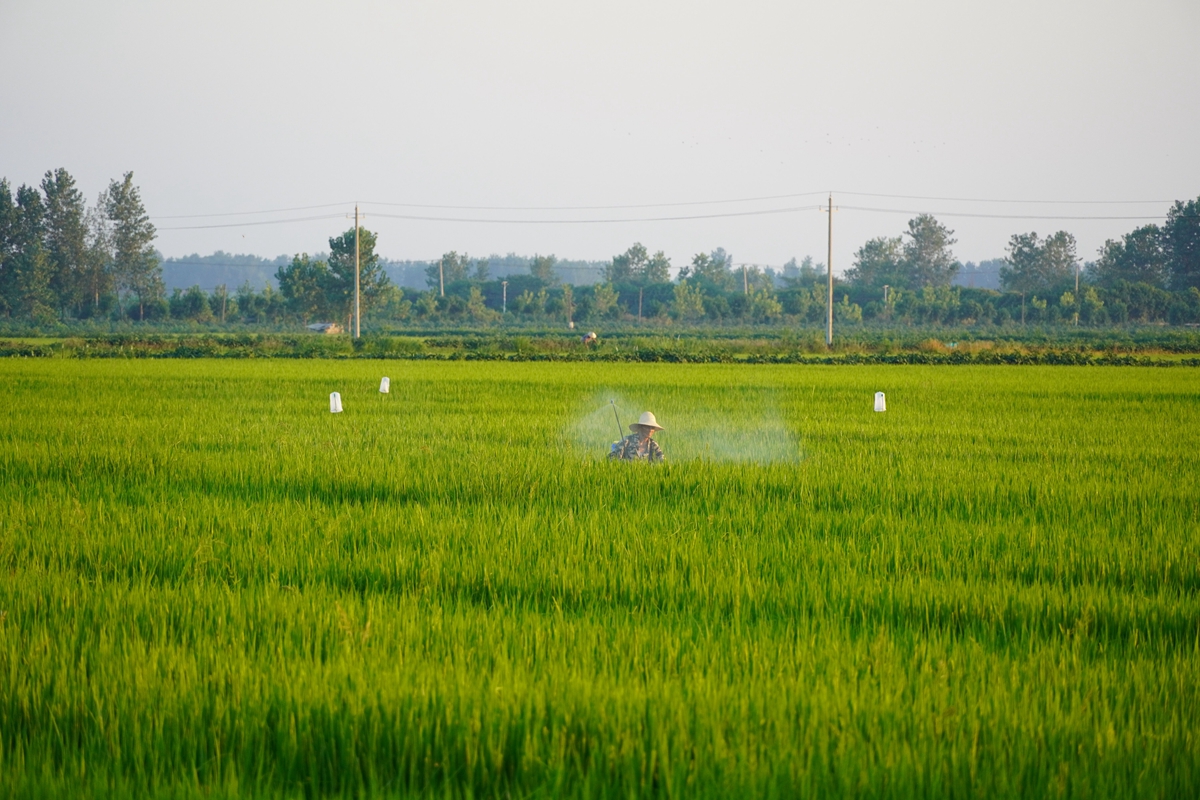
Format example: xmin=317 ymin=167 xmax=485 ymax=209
xmin=838 ymin=205 xmax=1165 ymax=221
xmin=152 ymin=191 xmax=1177 ymax=229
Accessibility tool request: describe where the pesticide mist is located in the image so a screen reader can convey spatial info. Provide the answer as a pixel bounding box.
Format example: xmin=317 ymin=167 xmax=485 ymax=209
xmin=568 ymin=390 xmax=804 ymax=464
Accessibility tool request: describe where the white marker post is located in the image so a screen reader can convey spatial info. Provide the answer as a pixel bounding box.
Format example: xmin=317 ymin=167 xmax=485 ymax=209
xmin=330 ymin=392 xmax=343 ymax=413
xmin=379 ymin=377 xmax=390 ymax=394
xmin=874 ymin=392 xmax=886 ymax=412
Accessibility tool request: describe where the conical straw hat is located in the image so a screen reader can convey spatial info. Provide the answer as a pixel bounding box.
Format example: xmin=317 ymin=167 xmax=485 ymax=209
xmin=630 ymin=411 xmax=664 ymax=431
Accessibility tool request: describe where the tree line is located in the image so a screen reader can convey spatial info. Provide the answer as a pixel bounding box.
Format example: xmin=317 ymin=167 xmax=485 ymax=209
xmin=3 ymin=168 xmax=1198 ymax=329
xmin=0 ymin=170 xmax=160 ymax=322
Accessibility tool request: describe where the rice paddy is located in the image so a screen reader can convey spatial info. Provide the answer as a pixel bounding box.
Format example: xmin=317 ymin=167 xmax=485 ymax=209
xmin=1 ymin=360 xmax=1198 ymax=798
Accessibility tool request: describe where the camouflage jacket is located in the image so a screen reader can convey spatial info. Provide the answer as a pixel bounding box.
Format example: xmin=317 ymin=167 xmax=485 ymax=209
xmin=608 ymin=432 xmax=665 ymax=463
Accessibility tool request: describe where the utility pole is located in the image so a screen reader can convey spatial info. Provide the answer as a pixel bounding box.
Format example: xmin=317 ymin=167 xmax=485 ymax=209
xmin=220 ymin=285 xmax=227 ymax=324
xmin=822 ymin=193 xmax=836 ymax=348
xmin=638 ymin=286 xmax=644 ymax=322
xmin=742 ymin=264 xmax=748 ymax=294
xmin=439 ymin=256 xmax=445 ymax=297
xmin=502 ymin=280 xmax=508 ymax=314
xmin=354 ymin=204 xmax=361 ymax=339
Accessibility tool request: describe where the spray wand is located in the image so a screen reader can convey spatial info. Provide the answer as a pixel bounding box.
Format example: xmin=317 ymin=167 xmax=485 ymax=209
xmin=610 ymin=400 xmax=624 ymax=438
xmin=609 ymin=400 xmax=626 ymax=457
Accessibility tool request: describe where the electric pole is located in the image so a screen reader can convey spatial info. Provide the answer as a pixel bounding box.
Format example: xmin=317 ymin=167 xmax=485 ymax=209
xmin=822 ymin=193 xmax=835 ymax=348
xmin=502 ymin=280 xmax=508 ymax=314
xmin=742 ymin=264 xmax=748 ymax=294
xmin=439 ymin=257 xmax=445 ymax=297
xmin=354 ymin=204 xmax=361 ymax=339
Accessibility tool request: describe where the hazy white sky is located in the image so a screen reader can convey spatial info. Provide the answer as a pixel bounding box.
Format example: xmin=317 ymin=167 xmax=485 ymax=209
xmin=2 ymin=0 xmax=1197 ymax=273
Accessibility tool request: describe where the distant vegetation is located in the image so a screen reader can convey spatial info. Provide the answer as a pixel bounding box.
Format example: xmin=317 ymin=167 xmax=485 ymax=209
xmin=4 ymin=167 xmax=1199 ymax=332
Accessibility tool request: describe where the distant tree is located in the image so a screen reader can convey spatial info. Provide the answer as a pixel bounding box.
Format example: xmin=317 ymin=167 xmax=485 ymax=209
xmin=606 ymin=243 xmax=647 ymax=283
xmin=103 ymin=172 xmax=161 ymax=319
xmin=781 ymin=255 xmax=820 ymax=287
xmin=426 ymin=251 xmax=474 ymax=289
xmin=530 ymin=254 xmax=558 ymax=283
xmin=276 ymin=253 xmax=331 ymax=322
xmin=10 ymin=185 xmax=55 ymax=322
xmin=1091 ymin=225 xmax=1168 ymax=288
xmin=846 ymin=236 xmax=904 ymax=291
xmin=41 ymin=168 xmax=89 ymax=318
xmin=672 ymin=279 xmax=706 ymax=321
xmin=1164 ymin=196 xmax=1200 ymax=290
xmin=1000 ymin=231 xmax=1078 ymax=294
xmin=0 ymin=180 xmax=19 ymax=316
xmin=560 ymin=283 xmax=574 ymax=323
xmin=327 ymin=226 xmax=390 ymax=324
xmin=901 ymin=214 xmax=959 ymax=287
xmin=80 ymin=202 xmax=114 ymax=315
xmin=591 ymin=282 xmax=619 ymax=318
xmin=682 ymin=248 xmax=734 ymax=290
xmin=168 ymin=285 xmax=215 ymax=322
xmin=643 ymin=250 xmax=671 ymax=284
xmin=473 ymin=258 xmax=490 ymax=282
xmin=466 ymin=285 xmax=496 ymax=322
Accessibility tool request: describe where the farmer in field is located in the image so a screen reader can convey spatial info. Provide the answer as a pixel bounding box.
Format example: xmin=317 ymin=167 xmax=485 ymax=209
xmin=609 ymin=411 xmax=666 ymax=463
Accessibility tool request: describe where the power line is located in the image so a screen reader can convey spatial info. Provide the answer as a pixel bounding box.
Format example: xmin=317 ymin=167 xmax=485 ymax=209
xmin=837 ymin=191 xmax=1170 ymax=205
xmin=153 ymin=202 xmax=351 ymax=220
xmin=158 ymin=213 xmax=346 ymax=231
xmin=152 ymin=189 xmax=1177 ymax=221
xmin=359 ymin=191 xmax=829 ymax=212
xmin=839 ymin=205 xmax=1165 ymax=221
xmin=368 ymin=205 xmax=821 ymax=225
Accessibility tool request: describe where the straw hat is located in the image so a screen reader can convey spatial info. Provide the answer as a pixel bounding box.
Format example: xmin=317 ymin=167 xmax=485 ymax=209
xmin=631 ymin=411 xmax=664 ymax=431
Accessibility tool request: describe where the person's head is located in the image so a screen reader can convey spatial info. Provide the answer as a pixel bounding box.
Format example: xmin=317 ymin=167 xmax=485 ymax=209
xmin=630 ymin=411 xmax=664 ymax=438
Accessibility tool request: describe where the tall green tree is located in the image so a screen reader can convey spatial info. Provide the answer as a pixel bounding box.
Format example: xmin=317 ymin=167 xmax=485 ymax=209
xmin=11 ymin=185 xmax=55 ymax=322
xmin=901 ymin=214 xmax=959 ymax=287
xmin=327 ymin=226 xmax=390 ymax=324
xmin=276 ymin=254 xmax=331 ymax=322
xmin=425 ymin=251 xmax=476 ymax=289
xmin=606 ymin=243 xmax=670 ymax=284
xmin=80 ymin=202 xmax=114 ymax=315
xmin=1091 ymin=225 xmax=1168 ymax=288
xmin=606 ymin=242 xmax=647 ymax=283
xmin=104 ymin=172 xmax=161 ymax=319
xmin=1164 ymin=196 xmax=1200 ymax=290
xmin=41 ymin=168 xmax=89 ymax=317
xmin=529 ymin=254 xmax=558 ymax=283
xmin=0 ymin=180 xmax=19 ymax=316
xmin=846 ymin=236 xmax=904 ymax=291
xmin=1000 ymin=231 xmax=1078 ymax=294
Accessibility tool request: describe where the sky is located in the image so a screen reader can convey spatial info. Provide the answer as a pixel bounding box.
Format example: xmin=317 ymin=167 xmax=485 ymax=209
xmin=2 ymin=0 xmax=1198 ymax=276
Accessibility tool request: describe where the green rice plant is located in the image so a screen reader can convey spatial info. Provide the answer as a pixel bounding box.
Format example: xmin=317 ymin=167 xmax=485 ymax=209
xmin=0 ymin=361 xmax=1197 ymax=798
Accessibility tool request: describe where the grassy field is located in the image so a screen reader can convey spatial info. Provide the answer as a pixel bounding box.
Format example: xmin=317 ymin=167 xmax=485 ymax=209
xmin=1 ymin=360 xmax=1198 ymax=798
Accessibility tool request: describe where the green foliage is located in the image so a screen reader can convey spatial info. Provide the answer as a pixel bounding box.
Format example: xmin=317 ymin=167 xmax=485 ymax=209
xmin=327 ymin=226 xmax=389 ymax=319
xmin=40 ymin=168 xmax=89 ymax=316
xmin=1 ymin=361 xmax=1198 ymax=797
xmin=1001 ymin=231 xmax=1078 ymax=294
xmin=671 ymin=279 xmax=706 ymax=321
xmin=847 ymin=216 xmax=958 ymax=291
xmin=607 ymin=242 xmax=671 ymax=285
xmin=103 ymin=172 xmax=161 ymax=317
xmin=1164 ymin=195 xmax=1200 ymax=290
xmin=529 ymin=253 xmax=558 ymax=283
xmin=276 ymin=253 xmax=332 ymax=322
xmin=1092 ymin=224 xmax=1168 ymax=288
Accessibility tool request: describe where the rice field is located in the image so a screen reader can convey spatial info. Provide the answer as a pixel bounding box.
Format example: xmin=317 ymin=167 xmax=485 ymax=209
xmin=1 ymin=360 xmax=1198 ymax=798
